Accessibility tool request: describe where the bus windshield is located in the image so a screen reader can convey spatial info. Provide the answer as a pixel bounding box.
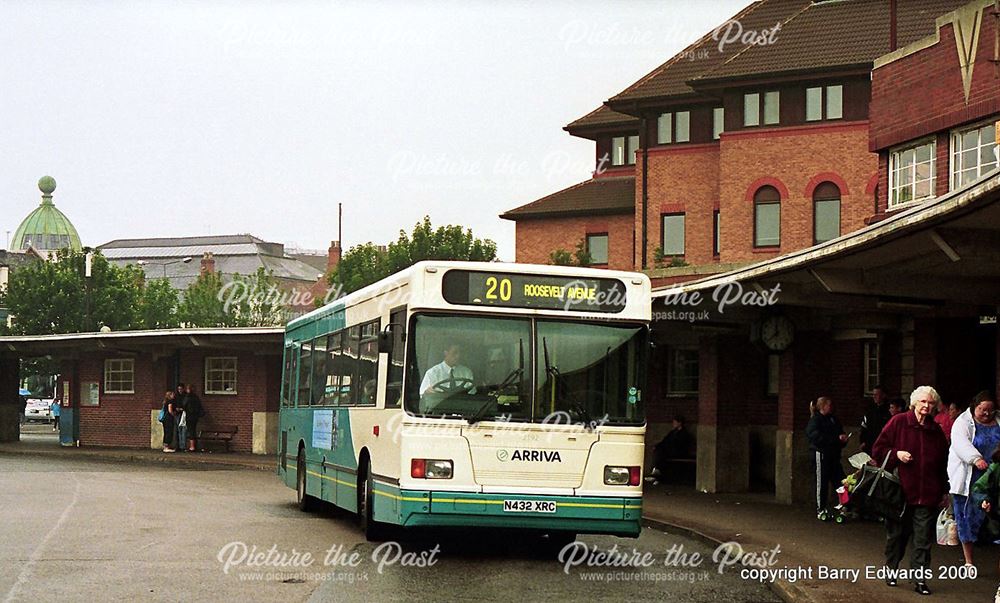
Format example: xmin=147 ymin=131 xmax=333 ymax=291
xmin=405 ymin=314 xmax=646 ymax=425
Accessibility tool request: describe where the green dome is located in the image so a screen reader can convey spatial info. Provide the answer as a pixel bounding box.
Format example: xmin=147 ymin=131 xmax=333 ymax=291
xmin=12 ymin=176 xmax=82 ymax=252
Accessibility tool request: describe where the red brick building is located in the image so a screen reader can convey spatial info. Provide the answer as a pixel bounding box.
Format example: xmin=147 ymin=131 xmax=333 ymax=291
xmin=502 ymin=0 xmax=969 ymax=284
xmin=502 ymin=0 xmax=1000 ymax=504
xmin=0 ymin=328 xmax=283 ymax=454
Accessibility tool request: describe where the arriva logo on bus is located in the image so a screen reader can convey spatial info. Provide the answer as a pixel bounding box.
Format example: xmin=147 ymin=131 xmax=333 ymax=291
xmin=497 ymin=449 xmax=563 ymax=462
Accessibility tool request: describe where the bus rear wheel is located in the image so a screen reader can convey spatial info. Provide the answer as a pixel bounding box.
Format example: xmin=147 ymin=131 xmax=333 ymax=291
xmin=297 ymin=449 xmax=317 ymax=512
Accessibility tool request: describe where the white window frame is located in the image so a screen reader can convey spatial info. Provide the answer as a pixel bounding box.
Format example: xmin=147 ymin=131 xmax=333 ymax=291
xmin=205 ymin=356 xmax=238 ymax=395
xmin=611 ymin=136 xmax=626 ymax=166
xmin=626 ymin=135 xmax=639 ymax=165
xmin=712 ymin=107 xmax=724 ymax=140
xmin=806 ymin=87 xmax=823 ymax=122
xmin=743 ymin=93 xmax=760 ymax=126
xmin=657 ymin=111 xmax=691 ymax=144
xmin=863 ymin=341 xmax=880 ymax=395
xmin=950 ymin=120 xmax=998 ymax=190
xmin=586 ymin=233 xmax=609 ymax=265
xmin=888 ymin=138 xmax=936 ymax=208
xmin=763 ymin=91 xmax=780 ymax=125
xmin=661 ymin=213 xmax=685 ymax=257
xmin=104 ymin=358 xmax=135 ymax=394
xmin=825 ymin=85 xmax=843 ymax=120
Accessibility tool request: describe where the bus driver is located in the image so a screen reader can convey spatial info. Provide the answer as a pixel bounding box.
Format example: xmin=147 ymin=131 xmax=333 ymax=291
xmin=420 ymin=343 xmax=476 ymax=395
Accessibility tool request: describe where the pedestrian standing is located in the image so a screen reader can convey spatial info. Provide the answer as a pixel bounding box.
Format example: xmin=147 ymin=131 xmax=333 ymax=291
xmin=161 ymin=391 xmax=177 ymax=453
xmin=860 ymin=386 xmax=891 ymax=455
xmin=948 ymin=391 xmax=999 ymax=570
xmin=806 ymin=397 xmax=848 ymax=519
xmin=50 ymin=399 xmax=61 ymax=432
xmin=175 ymin=383 xmax=188 ymax=453
xmin=872 ymin=385 xmax=949 ymax=596
xmin=184 ymin=383 xmax=204 ymax=452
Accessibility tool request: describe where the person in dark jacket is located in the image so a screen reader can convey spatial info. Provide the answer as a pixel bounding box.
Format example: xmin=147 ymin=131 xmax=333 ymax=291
xmin=806 ymin=397 xmax=848 ymax=518
xmin=183 ymin=383 xmax=204 ymax=452
xmin=161 ymin=390 xmax=177 ymax=453
xmin=648 ymin=415 xmax=694 ymax=484
xmin=872 ymin=385 xmax=949 ymax=596
xmin=860 ymin=386 xmax=892 ymax=454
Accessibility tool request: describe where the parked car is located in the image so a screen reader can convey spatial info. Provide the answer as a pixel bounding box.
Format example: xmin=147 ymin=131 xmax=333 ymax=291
xmin=24 ymin=398 xmax=52 ymax=422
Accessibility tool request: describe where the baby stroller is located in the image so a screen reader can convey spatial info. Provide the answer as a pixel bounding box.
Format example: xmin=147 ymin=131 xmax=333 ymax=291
xmin=839 ymin=452 xmax=907 ymax=523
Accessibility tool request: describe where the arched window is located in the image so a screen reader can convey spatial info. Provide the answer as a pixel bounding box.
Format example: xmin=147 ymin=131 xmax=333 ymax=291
xmin=813 ymin=182 xmax=841 ymax=244
xmin=753 ymin=185 xmax=781 ymax=247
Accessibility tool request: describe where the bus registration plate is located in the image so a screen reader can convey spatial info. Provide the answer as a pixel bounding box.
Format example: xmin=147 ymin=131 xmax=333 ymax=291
xmin=503 ymin=500 xmax=557 ymax=513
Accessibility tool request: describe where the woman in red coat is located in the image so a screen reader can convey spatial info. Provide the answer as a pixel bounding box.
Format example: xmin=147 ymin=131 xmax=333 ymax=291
xmin=872 ymin=385 xmax=949 ymax=596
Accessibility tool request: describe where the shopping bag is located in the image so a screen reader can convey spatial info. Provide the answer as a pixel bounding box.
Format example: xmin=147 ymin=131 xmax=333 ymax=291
xmin=851 ymin=452 xmax=906 ymax=520
xmin=936 ymin=506 xmax=959 ymax=546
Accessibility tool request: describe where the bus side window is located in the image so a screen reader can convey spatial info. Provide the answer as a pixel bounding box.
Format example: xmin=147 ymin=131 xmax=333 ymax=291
xmin=281 ymin=346 xmax=293 ymax=407
xmin=311 ymin=336 xmax=327 ymax=406
xmin=323 ymin=333 xmax=341 ymax=405
xmin=346 ymin=325 xmax=361 ymax=405
xmin=358 ymin=320 xmax=380 ymax=406
xmin=298 ymin=340 xmax=313 ymax=408
xmin=385 ymin=309 xmax=405 ymax=408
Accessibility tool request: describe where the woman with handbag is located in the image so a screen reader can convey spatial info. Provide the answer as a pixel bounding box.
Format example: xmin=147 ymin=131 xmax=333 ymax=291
xmin=872 ymin=385 xmax=950 ymax=596
xmin=949 ymin=391 xmax=999 ymax=569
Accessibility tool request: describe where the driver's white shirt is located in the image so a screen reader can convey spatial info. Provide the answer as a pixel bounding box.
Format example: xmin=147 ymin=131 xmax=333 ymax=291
xmin=420 ymin=361 xmax=475 ymax=394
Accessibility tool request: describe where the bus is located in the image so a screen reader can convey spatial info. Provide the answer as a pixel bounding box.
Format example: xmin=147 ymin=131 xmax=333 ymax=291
xmin=277 ymin=261 xmax=650 ymax=542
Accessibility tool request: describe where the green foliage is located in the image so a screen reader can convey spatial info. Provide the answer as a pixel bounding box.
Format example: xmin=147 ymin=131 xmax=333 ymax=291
xmin=178 ymin=268 xmax=285 ymax=327
xmin=330 ymin=216 xmax=498 ymax=295
xmin=228 ymin=268 xmax=286 ymax=327
xmin=139 ymin=278 xmax=179 ymax=329
xmin=653 ymin=246 xmax=667 ymax=268
xmin=178 ymin=271 xmax=232 ymax=327
xmin=4 ymin=248 xmax=143 ymax=334
xmin=549 ymin=248 xmax=574 ymax=266
xmin=669 ymin=256 xmax=689 ymax=268
xmin=573 ymin=238 xmax=593 ymax=267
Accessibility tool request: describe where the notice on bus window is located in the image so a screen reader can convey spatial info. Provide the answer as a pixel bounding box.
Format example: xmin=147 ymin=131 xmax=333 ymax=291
xmin=442 ymin=270 xmax=627 ymax=313
xmin=312 ymin=410 xmax=334 ymax=450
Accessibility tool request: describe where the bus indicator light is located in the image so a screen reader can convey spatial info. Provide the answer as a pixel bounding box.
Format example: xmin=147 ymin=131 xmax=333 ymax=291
xmin=411 ymin=459 xmax=453 ymax=479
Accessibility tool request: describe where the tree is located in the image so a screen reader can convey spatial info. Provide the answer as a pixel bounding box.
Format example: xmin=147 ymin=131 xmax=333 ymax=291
xmin=227 ymin=268 xmax=286 ymax=327
xmin=179 ymin=268 xmax=285 ymax=327
xmin=178 ymin=271 xmax=232 ymax=327
xmin=4 ymin=248 xmax=143 ymax=334
xmin=549 ymin=249 xmax=574 ymax=266
xmin=573 ymin=238 xmax=593 ymax=267
xmin=139 ymin=278 xmax=179 ymax=329
xmin=330 ymin=216 xmax=498 ymax=294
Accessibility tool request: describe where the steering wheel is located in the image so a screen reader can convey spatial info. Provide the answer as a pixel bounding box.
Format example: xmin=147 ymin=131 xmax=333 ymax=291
xmin=431 ymin=376 xmax=475 ymax=394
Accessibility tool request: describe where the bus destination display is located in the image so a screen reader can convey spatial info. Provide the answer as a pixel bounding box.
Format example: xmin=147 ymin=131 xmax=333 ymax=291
xmin=442 ymin=270 xmax=626 ymax=313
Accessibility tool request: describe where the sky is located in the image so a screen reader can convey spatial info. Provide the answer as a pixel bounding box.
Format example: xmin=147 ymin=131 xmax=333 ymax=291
xmin=0 ymin=0 xmax=747 ymax=260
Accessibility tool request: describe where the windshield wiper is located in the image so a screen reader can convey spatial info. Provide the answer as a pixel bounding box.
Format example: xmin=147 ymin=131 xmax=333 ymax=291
xmin=466 ymin=400 xmax=495 ymax=425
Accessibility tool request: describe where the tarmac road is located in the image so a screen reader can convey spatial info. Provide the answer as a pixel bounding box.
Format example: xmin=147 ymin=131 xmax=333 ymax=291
xmin=0 ymin=455 xmax=777 ymax=602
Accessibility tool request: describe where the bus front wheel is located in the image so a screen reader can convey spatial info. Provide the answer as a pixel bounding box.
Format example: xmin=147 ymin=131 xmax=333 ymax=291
xmin=297 ymin=449 xmax=317 ymax=512
xmin=358 ymin=464 xmax=386 ymax=541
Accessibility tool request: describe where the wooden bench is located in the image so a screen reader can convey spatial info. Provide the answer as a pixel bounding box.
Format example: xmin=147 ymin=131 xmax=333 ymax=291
xmin=198 ymin=425 xmax=238 ymax=452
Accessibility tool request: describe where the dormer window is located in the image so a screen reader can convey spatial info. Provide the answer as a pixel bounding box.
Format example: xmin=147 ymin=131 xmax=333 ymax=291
xmin=611 ymin=135 xmax=639 ymax=166
xmin=744 ymin=91 xmax=779 ymax=127
xmin=657 ymin=111 xmax=690 ymax=144
xmin=806 ymin=84 xmax=843 ymax=121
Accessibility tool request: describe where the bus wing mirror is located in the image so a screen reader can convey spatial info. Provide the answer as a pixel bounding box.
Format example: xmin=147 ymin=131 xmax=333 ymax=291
xmin=379 ymin=324 xmax=404 ymax=354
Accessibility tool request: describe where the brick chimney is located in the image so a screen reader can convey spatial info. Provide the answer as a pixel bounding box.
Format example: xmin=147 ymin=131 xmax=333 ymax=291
xmin=327 ymin=240 xmax=342 ymax=273
xmin=200 ymin=251 xmax=215 ymax=275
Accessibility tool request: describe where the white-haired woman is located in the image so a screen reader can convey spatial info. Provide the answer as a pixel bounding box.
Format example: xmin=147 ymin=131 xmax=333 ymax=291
xmin=872 ymin=385 xmax=950 ymax=596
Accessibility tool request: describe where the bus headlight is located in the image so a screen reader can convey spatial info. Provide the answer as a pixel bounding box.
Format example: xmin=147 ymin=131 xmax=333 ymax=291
xmin=411 ymin=459 xmax=453 ymax=479
xmin=604 ymin=466 xmax=641 ymax=486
